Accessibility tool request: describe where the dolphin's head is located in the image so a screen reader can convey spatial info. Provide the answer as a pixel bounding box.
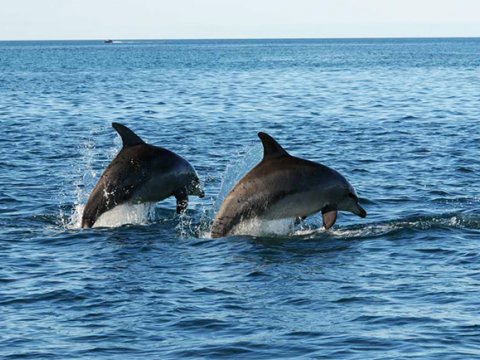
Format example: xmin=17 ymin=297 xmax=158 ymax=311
xmin=313 ymin=168 xmax=367 ymax=221
xmin=316 ymin=167 xmax=366 ymax=219
xmin=173 ymin=158 xmax=205 ymax=198
xmin=185 ymin=172 xmax=205 ymax=198
xmin=337 ymin=183 xmax=367 ymax=218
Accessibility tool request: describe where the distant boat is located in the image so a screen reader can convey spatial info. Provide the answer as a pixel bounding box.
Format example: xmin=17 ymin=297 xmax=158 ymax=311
xmin=104 ymin=40 xmax=113 ymax=44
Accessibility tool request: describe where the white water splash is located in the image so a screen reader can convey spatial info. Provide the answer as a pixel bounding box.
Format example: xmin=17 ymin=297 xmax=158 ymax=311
xmin=176 ymin=211 xmax=198 ymax=238
xmin=214 ymin=142 xmax=262 ymax=211
xmin=60 ymin=136 xmax=99 ymax=229
xmin=92 ymin=202 xmax=156 ymax=228
xmin=200 ymin=142 xmax=266 ymax=237
xmin=199 ymin=217 xmax=296 ymax=239
xmin=230 ymin=217 xmax=296 ymax=237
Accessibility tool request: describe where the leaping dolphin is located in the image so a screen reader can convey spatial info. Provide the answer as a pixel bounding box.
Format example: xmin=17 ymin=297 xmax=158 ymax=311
xmin=81 ymin=123 xmax=204 ymax=228
xmin=211 ymin=132 xmax=366 ymax=238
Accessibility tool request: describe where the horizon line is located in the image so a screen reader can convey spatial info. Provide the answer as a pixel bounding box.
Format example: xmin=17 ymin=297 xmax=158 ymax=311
xmin=1 ymin=35 xmax=480 ymax=42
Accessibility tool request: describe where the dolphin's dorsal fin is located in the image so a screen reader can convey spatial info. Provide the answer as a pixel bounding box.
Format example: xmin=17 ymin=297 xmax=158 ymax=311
xmin=112 ymin=123 xmax=145 ymax=147
xmin=258 ymin=132 xmax=289 ymax=159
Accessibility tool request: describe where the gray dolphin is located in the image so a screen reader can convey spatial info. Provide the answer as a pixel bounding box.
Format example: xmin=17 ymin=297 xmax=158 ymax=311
xmin=81 ymin=123 xmax=204 ymax=228
xmin=211 ymin=132 xmax=366 ymax=238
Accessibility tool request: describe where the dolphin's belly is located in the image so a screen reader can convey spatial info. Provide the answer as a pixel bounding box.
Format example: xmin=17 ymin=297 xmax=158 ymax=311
xmin=131 ymin=173 xmax=179 ymax=203
xmin=262 ymin=190 xmax=325 ymax=220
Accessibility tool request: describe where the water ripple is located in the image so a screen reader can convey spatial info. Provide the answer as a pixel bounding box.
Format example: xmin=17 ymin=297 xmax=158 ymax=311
xmin=1 ymin=38 xmax=480 ymax=359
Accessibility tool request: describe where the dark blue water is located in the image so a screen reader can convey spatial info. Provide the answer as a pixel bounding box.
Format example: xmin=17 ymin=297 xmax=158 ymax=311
xmin=1 ymin=38 xmax=480 ymax=359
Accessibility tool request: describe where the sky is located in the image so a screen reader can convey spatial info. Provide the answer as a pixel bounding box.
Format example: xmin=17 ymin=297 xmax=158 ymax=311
xmin=1 ymin=0 xmax=480 ymax=40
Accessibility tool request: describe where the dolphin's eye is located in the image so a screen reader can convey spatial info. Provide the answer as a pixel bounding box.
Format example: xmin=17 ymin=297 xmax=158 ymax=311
xmin=348 ymin=193 xmax=358 ymax=201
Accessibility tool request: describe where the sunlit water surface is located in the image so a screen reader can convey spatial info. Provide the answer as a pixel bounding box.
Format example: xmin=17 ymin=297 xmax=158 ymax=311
xmin=1 ymin=38 xmax=480 ymax=359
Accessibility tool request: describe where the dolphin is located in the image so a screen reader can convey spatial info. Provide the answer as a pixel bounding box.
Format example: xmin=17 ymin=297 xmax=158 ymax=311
xmin=81 ymin=123 xmax=204 ymax=228
xmin=211 ymin=132 xmax=366 ymax=238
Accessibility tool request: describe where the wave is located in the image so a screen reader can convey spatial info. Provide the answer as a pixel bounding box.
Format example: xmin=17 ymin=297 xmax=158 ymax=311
xmin=295 ymin=212 xmax=480 ymax=240
xmin=57 ymin=195 xmax=480 ymax=239
xmin=196 ymin=211 xmax=480 ymax=239
xmin=195 ymin=211 xmax=480 ymax=239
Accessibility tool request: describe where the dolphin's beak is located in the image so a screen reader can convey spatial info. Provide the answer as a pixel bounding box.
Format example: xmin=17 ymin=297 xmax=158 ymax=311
xmin=353 ymin=203 xmax=367 ymax=218
xmin=192 ymin=179 xmax=205 ymax=198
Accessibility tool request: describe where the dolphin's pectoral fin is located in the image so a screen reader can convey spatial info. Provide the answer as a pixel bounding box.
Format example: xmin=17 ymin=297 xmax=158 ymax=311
xmin=322 ymin=207 xmax=337 ymax=229
xmin=174 ymin=190 xmax=188 ymax=214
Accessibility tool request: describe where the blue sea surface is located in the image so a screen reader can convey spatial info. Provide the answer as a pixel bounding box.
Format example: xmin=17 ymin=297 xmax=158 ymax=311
xmin=1 ymin=38 xmax=480 ymax=359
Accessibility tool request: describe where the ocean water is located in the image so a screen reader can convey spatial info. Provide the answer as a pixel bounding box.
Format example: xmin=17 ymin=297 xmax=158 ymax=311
xmin=1 ymin=38 xmax=480 ymax=359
